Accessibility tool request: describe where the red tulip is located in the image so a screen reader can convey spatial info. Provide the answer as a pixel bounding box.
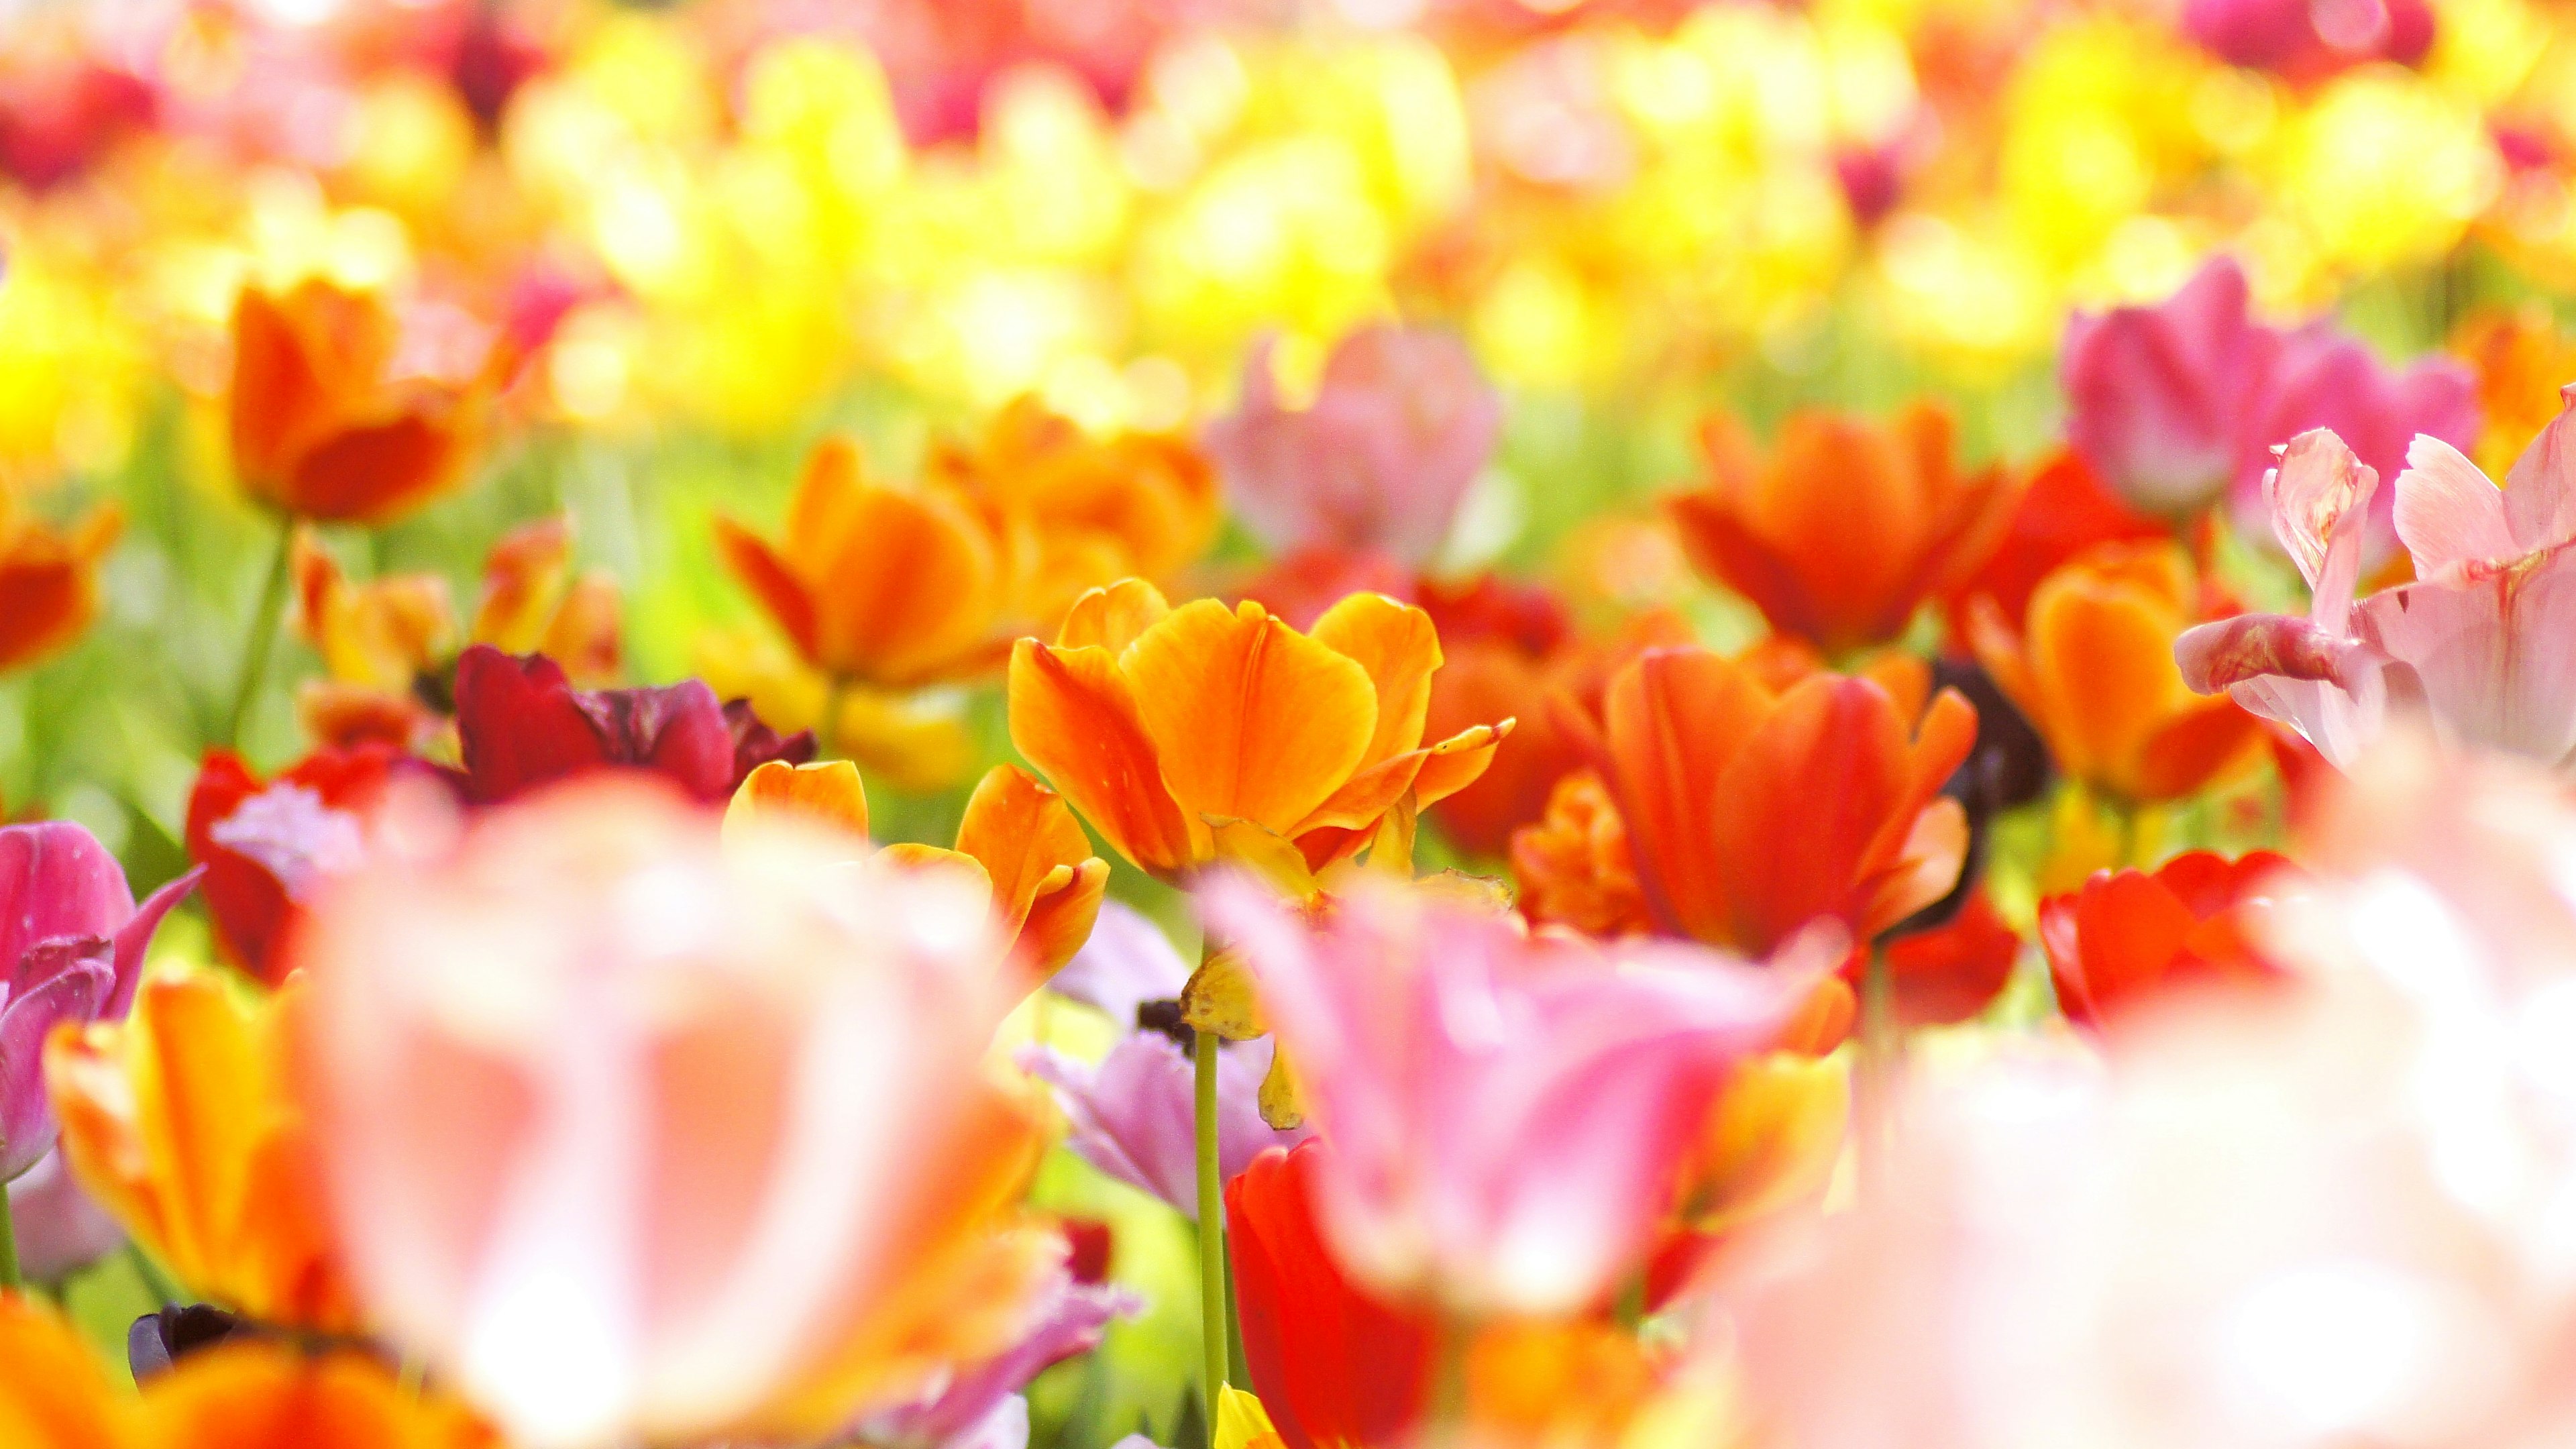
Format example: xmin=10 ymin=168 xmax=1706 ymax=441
xmin=2039 ymin=850 xmax=2296 ymax=1030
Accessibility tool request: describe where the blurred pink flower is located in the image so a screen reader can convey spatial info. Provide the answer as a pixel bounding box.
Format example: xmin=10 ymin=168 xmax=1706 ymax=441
xmin=1719 ymin=732 xmax=2576 ymax=1449
xmin=2060 ymin=258 xmax=2478 ymax=536
xmin=2182 ymin=0 xmax=2434 ymax=83
xmin=2177 ymin=396 xmax=2576 ymax=768
xmin=0 ymin=822 xmax=197 ymax=1183
xmin=292 ymin=777 xmax=1055 ymax=1448
xmin=1200 ymin=876 xmax=1813 ymax=1317
xmin=1045 ymin=899 xmax=1191 ymax=1030
xmin=1204 ymin=325 xmax=1503 ymax=568
xmin=7 ymin=1146 xmax=123 ymax=1283
xmin=1019 ymin=1030 xmax=1306 ymax=1219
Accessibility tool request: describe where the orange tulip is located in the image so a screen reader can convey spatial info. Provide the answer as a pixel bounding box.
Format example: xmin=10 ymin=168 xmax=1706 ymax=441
xmin=1966 ymin=541 xmax=2261 ymax=804
xmin=1558 ymin=645 xmax=1976 ymax=955
xmin=1667 ymin=402 xmax=2022 ymax=655
xmin=45 ymin=971 xmax=358 ymax=1333
xmin=290 ymin=516 xmax=621 ymax=748
xmin=1006 ymin=580 xmax=1511 ymax=883
xmin=1509 ymin=769 xmax=1654 ymax=938
xmin=228 ymin=280 xmax=486 ymax=525
xmin=928 ymin=396 xmax=1219 ymax=622
xmin=0 ymin=1293 xmax=491 ymax=1449
xmin=713 ymin=437 xmax=1009 ymax=690
xmin=0 ymin=497 xmax=119 ymax=674
xmin=728 ymin=758 xmax=1109 ymax=990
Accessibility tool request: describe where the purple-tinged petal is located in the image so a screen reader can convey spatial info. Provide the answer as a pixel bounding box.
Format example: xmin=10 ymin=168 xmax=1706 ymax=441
xmin=7 ymin=1146 xmax=121 ymax=1282
xmin=865 ymin=1269 xmax=1139 ymax=1448
xmin=1045 ymin=900 xmax=1191 ymax=1027
xmin=1018 ymin=1031 xmax=1301 ymax=1218
xmin=0 ymin=956 xmax=109 ymax=1179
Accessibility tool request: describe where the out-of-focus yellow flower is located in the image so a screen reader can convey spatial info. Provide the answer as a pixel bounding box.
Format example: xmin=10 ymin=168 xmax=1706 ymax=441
xmin=1995 ymin=19 xmax=2212 ymax=272
xmin=2265 ymin=69 xmax=2500 ymax=277
xmin=0 ymin=235 xmax=150 ymax=488
xmin=691 ymin=624 xmax=977 ymax=796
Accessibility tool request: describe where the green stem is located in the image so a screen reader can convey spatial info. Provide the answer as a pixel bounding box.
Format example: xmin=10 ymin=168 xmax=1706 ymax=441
xmin=221 ymin=516 xmax=297 ymax=749
xmin=0 ymin=1182 xmax=19 ymax=1292
xmin=1193 ymin=1026 xmax=1228 ymax=1447
xmin=129 ymin=1243 xmax=182 ymax=1307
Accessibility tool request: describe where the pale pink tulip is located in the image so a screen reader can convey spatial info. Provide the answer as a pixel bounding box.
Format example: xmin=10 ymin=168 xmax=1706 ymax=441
xmin=2178 ymin=395 xmax=2576 ymax=769
xmin=1019 ymin=1030 xmax=1306 ymax=1219
xmin=1200 ymin=876 xmax=1814 ymax=1317
xmin=1718 ymin=732 xmax=2576 ymax=1449
xmin=0 ymin=822 xmax=197 ymax=1182
xmin=1203 ymin=324 xmax=1502 ymax=566
xmin=2240 ymin=323 xmax=2480 ymax=562
xmin=292 ymin=778 xmax=1055 ymax=1449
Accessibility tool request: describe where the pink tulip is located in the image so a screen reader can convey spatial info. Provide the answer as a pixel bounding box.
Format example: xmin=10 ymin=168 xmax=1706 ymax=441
xmin=7 ymin=1146 xmax=122 ymax=1283
xmin=2183 ymin=0 xmax=2434 ymax=82
xmin=0 ymin=822 xmax=197 ymax=1182
xmin=1203 ymin=324 xmax=1503 ymax=566
xmin=1718 ymin=733 xmax=2576 ymax=1449
xmin=2060 ymin=257 xmax=2480 ymax=537
xmin=1019 ymin=1031 xmax=1307 ymax=1219
xmin=2062 ymin=256 xmax=2282 ymax=517
xmin=1200 ymin=876 xmax=1815 ymax=1317
xmin=292 ymin=777 xmax=1054 ymax=1448
xmin=2178 ymin=394 xmax=2576 ymax=769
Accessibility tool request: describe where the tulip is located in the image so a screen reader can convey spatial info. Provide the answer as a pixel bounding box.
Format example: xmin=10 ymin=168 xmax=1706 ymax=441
xmin=187 ymin=743 xmax=407 ymax=986
xmin=450 ymin=645 xmax=813 ymax=805
xmin=1650 ymin=1051 xmax=1849 ymax=1304
xmin=2060 ymin=256 xmax=2280 ymax=517
xmin=0 ymin=822 xmax=197 ymax=1186
xmin=48 ymin=969 xmax=356 ymax=1331
xmin=1873 ymin=888 xmax=2021 ymax=1029
xmin=1020 ymin=1030 xmax=1306 ymax=1219
xmin=1509 ymin=769 xmax=1654 ymax=938
xmin=1971 ymin=541 xmax=2260 ymax=804
xmin=712 ymin=435 xmax=1012 ymax=691
xmin=288 ymin=778 xmax=1057 ymax=1447
xmin=227 ymin=280 xmax=486 ymax=527
xmin=928 ymin=396 xmax=1220 ymax=623
xmin=2039 ymin=850 xmax=2295 ymax=1030
xmin=1203 ymin=325 xmax=1501 ymax=567
xmin=1939 ymin=448 xmax=2163 ymax=638
xmin=1201 ymin=875 xmax=1815 ymax=1316
xmin=1666 ymin=402 xmax=2021 ymax=655
xmin=1558 ymin=645 xmax=1976 ymax=955
xmin=729 ymin=759 xmax=1108 ymax=991
xmin=1226 ymin=1140 xmax=1436 ymax=1449
xmin=1008 ymin=582 xmax=1509 ymax=883
xmin=0 ymin=1293 xmax=491 ymax=1448
xmin=290 ymin=516 xmax=622 ymax=750
xmin=2178 ymin=407 xmax=2576 ymax=771
xmin=0 ymin=497 xmax=120 ymax=676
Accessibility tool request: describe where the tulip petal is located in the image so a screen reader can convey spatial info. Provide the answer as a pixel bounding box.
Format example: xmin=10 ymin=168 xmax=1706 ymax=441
xmin=1308 ymin=592 xmax=1440 ymax=767
xmin=2500 ymin=384 xmax=2576 ymax=551
xmin=1123 ymin=600 xmax=1378 ymax=838
xmin=0 ymin=1295 xmax=136 ymax=1446
xmin=726 ymin=760 xmax=871 ymax=845
xmin=2393 ymin=435 xmax=2516 ymax=580
xmin=1709 ymin=674 xmax=1911 ymax=952
xmin=712 ymin=518 xmax=820 ymax=662
xmin=1056 ymin=579 xmax=1172 ymax=653
xmin=472 ymin=515 xmax=574 ymax=653
xmin=1601 ymin=650 xmax=1776 ymax=947
xmin=1008 ymin=641 xmax=1198 ymax=879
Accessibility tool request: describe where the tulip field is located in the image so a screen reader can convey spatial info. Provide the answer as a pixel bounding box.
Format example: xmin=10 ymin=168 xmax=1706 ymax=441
xmin=5 ymin=0 xmax=2576 ymax=1446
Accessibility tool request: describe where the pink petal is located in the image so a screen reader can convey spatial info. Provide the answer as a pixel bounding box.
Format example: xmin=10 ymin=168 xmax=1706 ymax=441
xmin=2393 ymin=436 xmax=2516 ymax=581
xmin=2501 ymin=384 xmax=2576 ymax=553
xmin=0 ymin=822 xmax=134 ymax=975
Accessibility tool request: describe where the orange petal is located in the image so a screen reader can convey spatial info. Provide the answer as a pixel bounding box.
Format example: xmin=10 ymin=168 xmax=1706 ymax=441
xmin=472 ymin=515 xmax=574 ymax=653
xmin=2026 ymin=566 xmax=2188 ymax=796
xmin=784 ymin=437 xmax=871 ymax=570
xmin=712 ymin=517 xmax=820 ymax=662
xmin=808 ymin=485 xmax=1003 ymax=686
xmin=1008 ymin=639 xmax=1198 ymax=879
xmin=1709 ymin=674 xmax=1911 ymax=953
xmin=138 ymin=1344 xmax=490 ymax=1449
xmin=1056 ymin=578 xmax=1172 ymax=652
xmin=541 ymin=572 xmax=625 ymax=685
xmin=1014 ymin=857 xmax=1108 ymax=987
xmin=1859 ymin=796 xmax=1970 ymax=938
xmin=726 ymin=760 xmax=871 ymax=845
xmin=1411 ymin=718 xmax=1512 ymax=807
xmin=1122 ymin=600 xmax=1377 ymax=837
xmin=0 ymin=509 xmax=114 ymax=672
xmin=282 ymin=406 xmax=478 ymax=526
xmin=0 ymin=1296 xmax=136 ymax=1448
xmin=1600 ymin=649 xmax=1777 ymax=947
xmin=953 ymin=763 xmax=1097 ymax=934
xmin=1307 ymin=592 xmax=1441 ymax=767
xmin=2134 ymin=695 xmax=2263 ymax=802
